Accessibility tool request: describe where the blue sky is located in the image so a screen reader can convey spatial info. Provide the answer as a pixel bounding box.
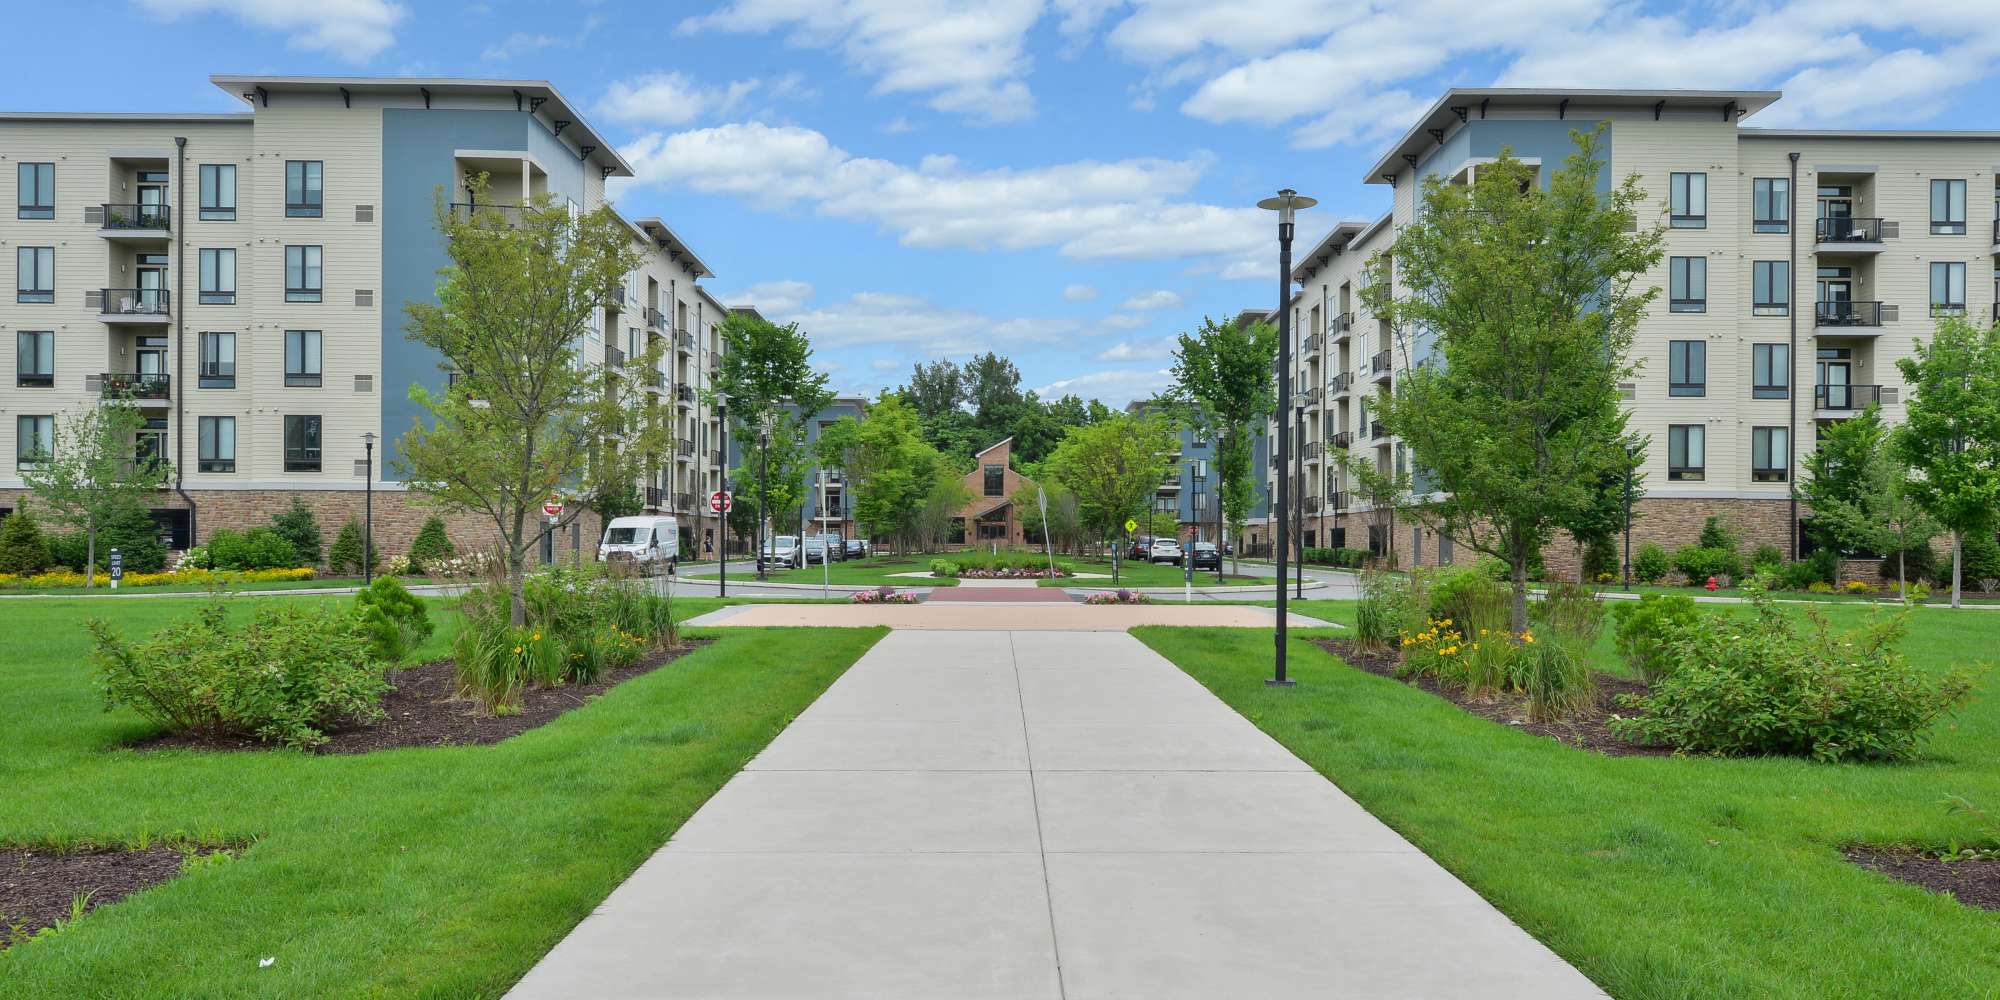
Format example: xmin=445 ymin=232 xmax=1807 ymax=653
xmin=10 ymin=1 xmax=1999 ymax=405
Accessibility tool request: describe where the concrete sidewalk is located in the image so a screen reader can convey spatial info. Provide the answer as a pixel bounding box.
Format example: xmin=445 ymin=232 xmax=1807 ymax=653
xmin=505 ymin=629 xmax=1604 ymax=999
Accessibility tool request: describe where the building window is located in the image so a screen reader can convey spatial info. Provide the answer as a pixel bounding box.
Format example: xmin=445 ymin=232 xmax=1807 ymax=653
xmin=1751 ymin=426 xmax=1788 ymax=483
xmin=198 ymin=416 xmax=236 ymax=473
xmin=1669 ymin=172 xmax=1706 ymax=228
xmin=283 ymin=415 xmax=322 ymax=471
xmin=198 ymin=164 xmax=236 ymax=221
xmin=1750 ymin=260 xmax=1789 ymax=316
xmin=198 ymin=248 xmax=236 ymax=305
xmin=1668 ymin=424 xmax=1705 ymax=482
xmin=1668 ymin=340 xmax=1706 ymax=397
xmin=285 ymin=160 xmax=323 ymax=218
xmin=1669 ymin=256 xmax=1706 ymax=312
xmin=1752 ymin=343 xmax=1790 ymax=399
xmin=1930 ymin=261 xmax=1967 ymax=315
xmin=16 ymin=162 xmax=54 ymax=220
xmin=16 ymin=331 xmax=53 ymax=388
xmin=16 ymin=414 xmax=53 ymax=468
xmin=284 ymin=329 xmax=322 ymax=387
xmin=1931 ymin=178 xmax=1967 ymax=235
xmin=1751 ymin=177 xmax=1789 ymax=233
xmin=285 ymin=245 xmax=322 ymax=302
xmin=16 ymin=246 xmax=54 ymax=303
xmin=983 ymin=463 xmax=1004 ymax=497
xmin=199 ymin=332 xmax=236 ymax=389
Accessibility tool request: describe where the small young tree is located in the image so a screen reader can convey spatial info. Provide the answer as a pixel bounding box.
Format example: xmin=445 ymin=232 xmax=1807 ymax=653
xmin=1807 ymin=407 xmax=1938 ymax=602
xmin=326 ymin=518 xmax=376 ymax=576
xmin=1169 ymin=315 xmax=1276 ymax=578
xmin=710 ymin=310 xmax=833 ymax=572
xmin=0 ymin=503 xmax=53 ymax=574
xmin=407 ymin=515 xmax=456 ymax=574
xmin=816 ymin=394 xmax=947 ymax=553
xmin=1349 ymin=127 xmax=1662 ymax=631
xmin=269 ymin=497 xmax=323 ymax=567
xmin=1894 ymin=316 xmax=2000 ymax=608
xmin=19 ymin=401 xmax=171 ymax=587
xmin=396 ymin=178 xmax=657 ymax=625
xmin=1043 ymin=413 xmax=1179 ymax=584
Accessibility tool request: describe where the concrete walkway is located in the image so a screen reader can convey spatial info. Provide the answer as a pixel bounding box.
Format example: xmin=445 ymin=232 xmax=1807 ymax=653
xmin=684 ymin=601 xmax=1336 ymax=630
xmin=505 ymin=628 xmax=1604 ymax=999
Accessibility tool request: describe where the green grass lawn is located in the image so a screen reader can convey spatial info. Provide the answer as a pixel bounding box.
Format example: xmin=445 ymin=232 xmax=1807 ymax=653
xmin=0 ymin=576 xmax=455 ymax=597
xmin=1134 ymin=604 xmax=2000 ymax=999
xmin=1039 ymin=558 xmax=1265 ymax=588
xmin=0 ymin=593 xmax=884 ymax=998
xmin=761 ymin=554 xmax=959 ymax=587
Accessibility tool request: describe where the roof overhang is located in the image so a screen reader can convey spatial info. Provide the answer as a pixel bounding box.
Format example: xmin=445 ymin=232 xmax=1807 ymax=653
xmin=0 ymin=112 xmax=250 ymax=124
xmin=634 ymin=217 xmax=715 ymax=280
xmin=1364 ymin=87 xmax=1779 ymax=185
xmin=210 ymin=75 xmax=634 ymax=177
xmin=1291 ymin=219 xmax=1375 ymax=283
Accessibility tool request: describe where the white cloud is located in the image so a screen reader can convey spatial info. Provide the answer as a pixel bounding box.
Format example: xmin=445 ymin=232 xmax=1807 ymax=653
xmin=135 ymin=0 xmax=405 ymax=62
xmin=721 ymin=280 xmax=1084 ymax=354
xmin=482 ymin=32 xmax=562 ymax=61
xmin=1099 ymin=313 xmax=1146 ymax=330
xmin=870 ymin=358 xmax=904 ymax=371
xmin=1035 ymin=367 xmax=1174 ymax=407
xmin=1121 ymin=289 xmax=1181 ymax=310
xmin=1062 ymin=283 xmax=1099 ymax=301
xmin=1106 ymin=0 xmax=1355 ymax=63
xmin=880 ymin=116 xmax=918 ymax=135
xmin=728 ymin=280 xmax=816 ymax=316
xmin=679 ymin=0 xmax=1044 ymax=123
xmin=1094 ymin=338 xmax=1176 ymax=362
xmin=596 ymin=73 xmax=763 ymax=126
xmin=615 ymin=122 xmax=1267 ymax=263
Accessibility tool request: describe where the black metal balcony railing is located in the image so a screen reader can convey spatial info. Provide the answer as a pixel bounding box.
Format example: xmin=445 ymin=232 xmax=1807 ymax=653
xmin=1370 ymin=420 xmax=1386 ymax=439
xmin=677 ymin=331 xmax=696 ymax=352
xmin=674 ymin=491 xmax=697 ymax=511
xmin=1816 ymin=217 xmax=1883 ymax=243
xmin=1371 ymin=350 xmax=1392 ymax=375
xmin=1303 ymin=331 xmax=1322 ymax=352
xmin=676 ymin=384 xmax=695 ymax=405
xmin=677 ymin=439 xmax=695 ymax=457
xmin=99 ymin=372 xmax=170 ymax=400
xmin=1332 ymin=312 xmax=1353 ymax=334
xmin=1330 ymin=372 xmax=1353 ymax=395
xmin=100 ymin=288 xmax=170 ymax=316
xmin=608 ymin=285 xmax=626 ymax=308
xmin=1301 ymin=386 xmax=1322 ymax=404
xmin=1815 ymin=300 xmax=1883 ymax=327
xmin=605 ymin=344 xmax=626 ymax=366
xmin=713 ymin=450 xmax=724 ymax=466
xmin=1332 ymin=431 xmax=1352 ymax=449
xmin=449 ymin=202 xmax=525 ymax=226
xmin=643 ymin=369 xmax=665 ymax=390
xmin=1992 ymin=219 xmax=2000 ymax=244
xmin=646 ymin=307 xmax=665 ymax=330
xmin=1303 ymin=495 xmax=1320 ymax=511
xmin=1816 ymin=383 xmax=1885 ymax=411
xmin=100 ymin=203 xmax=170 ymax=231
xmin=645 ymin=486 xmax=666 ymax=508
xmin=1331 ymin=491 xmax=1348 ymax=511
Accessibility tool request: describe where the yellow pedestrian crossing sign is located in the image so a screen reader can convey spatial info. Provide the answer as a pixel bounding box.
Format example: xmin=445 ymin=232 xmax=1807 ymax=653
xmin=1124 ymin=518 xmax=1138 ymax=533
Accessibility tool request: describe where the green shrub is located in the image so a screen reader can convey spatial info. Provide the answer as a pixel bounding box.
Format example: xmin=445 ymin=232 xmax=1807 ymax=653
xmin=1778 ymin=558 xmax=1824 ymax=591
xmin=1672 ymin=545 xmax=1740 ymax=585
xmin=1749 ymin=544 xmax=1784 ymax=572
xmin=269 ymin=497 xmax=323 ymax=567
xmin=928 ymin=558 xmax=959 ymax=578
xmin=1610 ymin=593 xmax=1701 ymax=684
xmin=452 ymin=567 xmax=672 ymax=712
xmin=1428 ymin=566 xmax=1509 ymax=633
xmin=1875 ymin=541 xmax=1937 ymax=588
xmin=325 ymin=519 xmax=377 ymax=576
xmin=1524 ymin=582 xmax=1604 ymax=718
xmin=52 ymin=503 xmax=170 ymax=574
xmin=87 ymin=601 xmax=387 ymax=749
xmin=1698 ymin=516 xmax=1737 ymax=553
xmin=406 ymin=516 xmax=455 ymax=573
xmin=1808 ymin=581 xmax=1835 ymax=594
xmin=1944 ymin=532 xmax=2000 ymax=588
xmin=1355 ymin=569 xmax=1416 ymax=650
xmin=1581 ymin=536 xmax=1619 ymax=582
xmin=353 ymin=576 xmax=434 ymax=664
xmin=1632 ymin=542 xmax=1669 ymax=584
xmin=206 ymin=527 xmax=302 ymax=571
xmin=0 ymin=506 xmax=53 ymax=574
xmin=1479 ymin=551 xmax=1546 ymax=582
xmin=1610 ymin=587 xmax=1977 ymax=761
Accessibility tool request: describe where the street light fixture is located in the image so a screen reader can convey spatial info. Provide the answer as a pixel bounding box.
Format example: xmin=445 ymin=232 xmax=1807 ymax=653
xmin=361 ymin=432 xmax=376 ymax=586
xmin=1257 ymin=188 xmax=1315 ymax=687
xmin=1295 ymin=401 xmax=1307 ymax=600
xmin=717 ymin=399 xmax=728 ymax=598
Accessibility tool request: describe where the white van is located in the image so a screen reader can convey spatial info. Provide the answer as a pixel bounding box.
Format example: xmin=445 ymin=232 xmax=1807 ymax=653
xmin=598 ymin=516 xmax=681 ymax=574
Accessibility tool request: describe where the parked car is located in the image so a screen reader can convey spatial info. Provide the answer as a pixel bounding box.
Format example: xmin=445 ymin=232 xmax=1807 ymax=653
xmin=1188 ymin=542 xmax=1221 ymax=570
xmin=759 ymin=535 xmax=801 ymax=571
xmin=1127 ymin=536 xmax=1155 ymax=561
xmin=844 ymin=538 xmax=870 ymax=559
xmin=814 ymin=533 xmax=846 ymax=561
xmin=1149 ymin=538 xmax=1184 ymax=564
xmin=802 ymin=537 xmax=830 ymax=565
xmin=598 ymin=515 xmax=680 ymax=575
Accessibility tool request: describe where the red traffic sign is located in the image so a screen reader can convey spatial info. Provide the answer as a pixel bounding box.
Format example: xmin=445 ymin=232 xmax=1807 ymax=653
xmin=709 ymin=490 xmax=733 ymax=513
xmin=542 ymin=499 xmax=565 ymax=518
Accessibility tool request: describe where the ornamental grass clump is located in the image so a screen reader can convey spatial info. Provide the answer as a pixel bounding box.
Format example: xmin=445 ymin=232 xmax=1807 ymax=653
xmin=452 ymin=564 xmax=678 ymax=713
xmin=1395 ymin=578 xmax=1602 ymax=720
xmin=1356 ymin=569 xmax=1420 ymax=651
xmin=1611 ymin=592 xmax=1702 ymax=684
xmin=1610 ymin=584 xmax=1978 ymax=761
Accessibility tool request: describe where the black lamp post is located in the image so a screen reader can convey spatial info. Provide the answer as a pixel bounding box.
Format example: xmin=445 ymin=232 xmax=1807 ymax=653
xmin=1257 ymin=188 xmax=1315 ymax=687
xmin=1295 ymin=401 xmax=1306 ymax=600
xmin=717 ymin=400 xmax=728 ymax=598
xmin=361 ymin=432 xmax=375 ymax=585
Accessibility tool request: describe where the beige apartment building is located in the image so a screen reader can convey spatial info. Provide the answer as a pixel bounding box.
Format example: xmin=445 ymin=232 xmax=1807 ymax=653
xmin=1269 ymin=87 xmax=2000 ymax=574
xmin=2 ymin=75 xmax=740 ymax=561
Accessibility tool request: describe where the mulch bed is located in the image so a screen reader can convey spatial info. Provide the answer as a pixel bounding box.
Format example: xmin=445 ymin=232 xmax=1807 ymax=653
xmin=132 ymin=640 xmax=710 ymax=755
xmin=1313 ymin=638 xmax=1673 ymax=757
xmin=0 ymin=844 xmax=218 ymax=949
xmin=1846 ymin=848 xmax=2000 ymax=911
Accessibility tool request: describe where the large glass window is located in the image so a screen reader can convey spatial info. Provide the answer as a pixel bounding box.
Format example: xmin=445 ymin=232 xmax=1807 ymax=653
xmin=284 ymin=245 xmax=322 ymax=302
xmin=1668 ymin=424 xmax=1705 ymax=482
xmin=198 ymin=248 xmax=235 ymax=305
xmin=283 ymin=415 xmax=321 ymax=471
xmin=1931 ymin=261 xmax=1967 ymax=315
xmin=1751 ymin=177 xmax=1789 ymax=233
xmin=16 ymin=414 xmax=53 ymax=468
xmin=983 ymin=464 xmax=1004 ymax=497
xmin=198 ymin=416 xmax=236 ymax=473
xmin=285 ymin=160 xmax=323 ymax=218
xmin=1669 ymin=256 xmax=1706 ymax=312
xmin=1931 ymin=178 xmax=1967 ymax=235
xmin=16 ymin=246 xmax=53 ymax=303
xmin=198 ymin=332 xmax=236 ymax=389
xmin=16 ymin=331 xmax=53 ymax=388
xmin=284 ymin=329 xmax=322 ymax=387
xmin=1670 ymin=172 xmax=1706 ymax=228
xmin=1752 ymin=260 xmax=1789 ymax=316
xmin=1752 ymin=344 xmax=1790 ymax=399
xmin=198 ymin=164 xmax=236 ymax=221
xmin=16 ymin=163 xmax=54 ymax=219
xmin=1751 ymin=426 xmax=1788 ymax=483
xmin=1669 ymin=340 xmax=1706 ymax=397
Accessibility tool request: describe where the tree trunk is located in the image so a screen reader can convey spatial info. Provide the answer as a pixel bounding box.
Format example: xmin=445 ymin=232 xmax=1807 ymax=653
xmin=508 ymin=551 xmax=528 ymax=627
xmin=1510 ymin=555 xmax=1530 ymax=634
xmin=1952 ymin=531 xmax=1963 ymax=609
xmin=85 ymin=525 xmax=97 ymax=590
xmin=1896 ymin=525 xmax=1908 ymax=604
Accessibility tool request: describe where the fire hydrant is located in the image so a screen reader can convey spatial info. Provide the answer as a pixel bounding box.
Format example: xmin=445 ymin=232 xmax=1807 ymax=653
xmin=1704 ymin=575 xmax=1719 ymax=591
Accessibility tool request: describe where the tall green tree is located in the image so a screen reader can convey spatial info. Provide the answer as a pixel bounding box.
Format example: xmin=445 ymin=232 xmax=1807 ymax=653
xmin=1169 ymin=315 xmax=1276 ymax=577
xmin=816 ymin=393 xmax=949 ymax=552
xmin=710 ymin=310 xmax=834 ymax=573
xmin=396 ymin=179 xmax=654 ymax=625
xmin=1043 ymin=413 xmax=1179 ymax=583
xmin=1894 ymin=316 xmax=2000 ymax=607
xmin=20 ymin=401 xmax=170 ymax=587
xmin=1350 ymin=127 xmax=1661 ymax=630
xmin=964 ymin=352 xmax=1024 ymax=433
xmin=1807 ymin=407 xmax=1938 ymax=602
xmin=1014 ymin=479 xmax=1083 ymax=554
xmin=903 ymin=359 xmax=965 ymax=421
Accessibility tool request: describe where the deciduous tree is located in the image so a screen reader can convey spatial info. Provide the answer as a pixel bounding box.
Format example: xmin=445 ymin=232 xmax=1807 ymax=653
xmin=1807 ymin=407 xmax=1937 ymax=602
xmin=20 ymin=400 xmax=170 ymax=587
xmin=1894 ymin=316 xmax=2000 ymax=607
xmin=1043 ymin=413 xmax=1179 ymax=584
xmin=1169 ymin=315 xmax=1276 ymax=577
xmin=710 ymin=310 xmax=833 ymax=572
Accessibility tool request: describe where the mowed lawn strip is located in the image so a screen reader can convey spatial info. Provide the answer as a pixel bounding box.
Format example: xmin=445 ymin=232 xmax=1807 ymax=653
xmin=1134 ymin=605 xmax=2000 ymax=1000
xmin=760 ymin=554 xmax=960 ymax=587
xmin=0 ymin=594 xmax=884 ymax=999
xmin=1037 ymin=558 xmax=1265 ymax=588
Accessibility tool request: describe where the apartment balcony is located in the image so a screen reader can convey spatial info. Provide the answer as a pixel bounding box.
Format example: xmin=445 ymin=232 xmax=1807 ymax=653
xmin=1331 ymin=490 xmax=1348 ymax=511
xmin=1815 ymin=217 xmax=1885 ymax=252
xmin=677 ymin=331 xmax=696 ymax=355
xmin=676 ymin=438 xmax=696 ymax=458
xmin=1330 ymin=312 xmax=1353 ymax=343
xmin=1301 ymin=444 xmax=1320 ymax=466
xmin=1815 ymin=300 xmax=1883 ymax=329
xmin=97 ymin=288 xmax=170 ymax=325
xmin=1992 ymin=220 xmax=2000 ymax=253
xmin=646 ymin=307 xmax=665 ymax=331
xmin=1302 ymin=495 xmax=1320 ymax=512
xmin=642 ymin=370 xmax=665 ymax=393
xmin=605 ymin=344 xmax=626 ymax=366
xmin=449 ymin=202 xmax=526 ymax=227
xmin=1330 ymin=371 xmax=1354 ymax=397
xmin=712 ymin=450 xmax=724 ymax=467
xmin=1300 ymin=385 xmax=1322 ymax=405
xmin=644 ymin=486 xmax=666 ymax=509
xmin=92 ymin=372 xmax=170 ymax=403
xmin=676 ymin=384 xmax=695 ymax=406
xmin=1303 ymin=331 xmax=1322 ymax=354
xmin=1331 ymin=430 xmax=1353 ymax=449
xmin=1370 ymin=419 xmax=1387 ymax=440
xmin=606 ymin=285 xmax=627 ymax=312
xmin=1815 ymin=383 xmax=1889 ymax=416
xmin=96 ymin=203 xmax=171 ymax=241
xmin=1370 ymin=350 xmax=1392 ymax=382
xmin=674 ymin=491 xmax=698 ymax=512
